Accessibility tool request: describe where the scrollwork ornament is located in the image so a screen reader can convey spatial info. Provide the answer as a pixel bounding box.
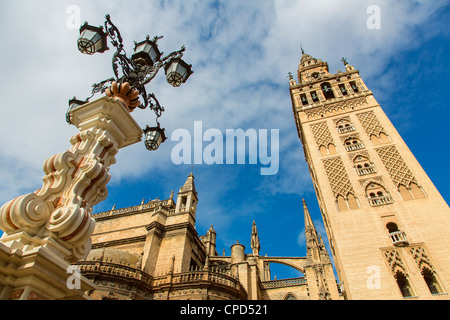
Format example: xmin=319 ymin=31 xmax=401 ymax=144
xmin=0 ymin=194 xmax=52 ymax=233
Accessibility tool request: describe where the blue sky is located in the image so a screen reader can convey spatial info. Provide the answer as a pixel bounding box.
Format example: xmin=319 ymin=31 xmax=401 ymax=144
xmin=0 ymin=0 xmax=449 ymax=280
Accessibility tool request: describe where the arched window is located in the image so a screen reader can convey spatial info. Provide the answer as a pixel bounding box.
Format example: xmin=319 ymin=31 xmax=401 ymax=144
xmin=336 ymin=119 xmax=355 ymax=133
xmin=321 ymin=82 xmax=335 ymax=100
xmin=370 ymin=132 xmax=391 ymax=146
xmin=395 ymin=271 xmax=414 ymax=298
xmin=336 ymin=193 xmax=359 ymax=211
xmin=319 ymin=143 xmax=337 ymax=157
xmin=353 ymin=156 xmax=376 ymax=176
xmin=344 ymin=137 xmax=364 ymax=151
xmin=386 ymin=222 xmax=408 ymax=246
xmin=366 ymin=183 xmax=393 ymax=206
xmin=398 ymin=183 xmax=426 ymax=201
xmin=349 ymin=81 xmax=359 ymax=93
xmin=300 ymin=93 xmax=309 ymax=106
xmin=310 ymin=91 xmax=319 ymax=103
xmin=284 ymin=293 xmax=298 ymax=300
xmin=386 ymin=222 xmax=399 ymax=233
xmin=421 ymin=267 xmax=443 ymax=295
xmin=338 ymin=84 xmax=348 ymax=96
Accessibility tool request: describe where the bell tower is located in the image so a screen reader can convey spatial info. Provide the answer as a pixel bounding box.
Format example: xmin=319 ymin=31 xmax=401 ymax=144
xmin=289 ymin=51 xmax=450 ymax=300
xmin=175 ymin=172 xmax=198 ymax=217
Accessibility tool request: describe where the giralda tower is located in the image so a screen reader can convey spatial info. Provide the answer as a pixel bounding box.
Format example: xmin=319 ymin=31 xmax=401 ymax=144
xmin=289 ymin=52 xmax=450 ymax=300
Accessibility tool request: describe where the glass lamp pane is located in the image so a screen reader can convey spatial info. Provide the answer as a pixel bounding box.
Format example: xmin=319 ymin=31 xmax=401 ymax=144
xmin=145 ymin=131 xmax=161 ymax=150
xmin=165 ymin=59 xmax=181 ymax=87
xmin=148 ymin=131 xmax=161 ymax=142
xmin=176 ymin=63 xmax=188 ymax=80
xmin=133 ymin=40 xmax=161 ymax=66
xmin=165 ymin=58 xmax=192 ymax=87
xmin=77 ymin=24 xmax=107 ymax=55
xmin=149 ymin=46 xmax=159 ymax=62
xmin=92 ymin=33 xmax=104 ymax=53
xmin=143 ymin=43 xmax=151 ymax=53
xmin=78 ymin=30 xmax=96 ymax=54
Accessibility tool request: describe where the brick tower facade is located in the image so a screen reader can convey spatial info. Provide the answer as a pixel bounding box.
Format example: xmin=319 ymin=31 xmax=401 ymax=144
xmin=289 ymin=52 xmax=450 ymax=300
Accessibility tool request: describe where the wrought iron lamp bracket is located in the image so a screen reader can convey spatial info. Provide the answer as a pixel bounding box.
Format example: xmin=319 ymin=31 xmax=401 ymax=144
xmin=69 ymin=14 xmax=191 ymax=150
xmin=87 ymin=15 xmax=185 ymax=114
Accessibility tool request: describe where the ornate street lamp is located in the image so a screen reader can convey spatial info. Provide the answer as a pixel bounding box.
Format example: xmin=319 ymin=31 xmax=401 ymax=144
xmin=66 ymin=97 xmax=87 ymax=124
xmin=165 ymin=57 xmax=193 ymax=87
xmin=143 ymin=124 xmax=167 ymax=151
xmin=77 ymin=23 xmax=108 ymax=55
xmin=69 ymin=14 xmax=193 ymax=151
xmin=132 ymin=35 xmax=162 ymax=67
xmin=0 ymin=13 xmax=196 ymax=300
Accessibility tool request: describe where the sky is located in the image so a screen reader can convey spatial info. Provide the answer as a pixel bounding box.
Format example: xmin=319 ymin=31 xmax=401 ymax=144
xmin=0 ymin=0 xmax=449 ymax=280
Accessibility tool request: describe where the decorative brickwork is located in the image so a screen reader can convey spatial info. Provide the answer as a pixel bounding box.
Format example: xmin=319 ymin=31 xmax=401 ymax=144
xmin=409 ymin=246 xmax=435 ymax=272
xmin=305 ymin=97 xmax=368 ymax=120
xmin=348 ymin=151 xmax=370 ymax=161
xmin=383 ymin=249 xmax=407 ymax=275
xmin=322 ymin=157 xmax=355 ymax=198
xmin=376 ymin=146 xmax=418 ymax=188
xmin=311 ymin=122 xmax=334 ymax=149
xmin=357 ymin=111 xmax=386 ymax=138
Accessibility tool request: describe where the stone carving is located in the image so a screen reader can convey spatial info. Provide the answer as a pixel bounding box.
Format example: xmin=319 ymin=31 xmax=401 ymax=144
xmin=0 ymin=129 xmax=115 ymax=260
xmin=376 ymin=146 xmax=418 ymax=188
xmin=311 ymin=122 xmax=334 ymax=149
xmin=322 ymin=156 xmax=355 ymax=198
xmin=0 ymin=97 xmax=142 ymax=263
xmin=409 ymin=245 xmax=435 ymax=272
xmin=305 ymin=97 xmax=368 ymax=120
xmin=383 ymin=249 xmax=407 ymax=275
xmin=356 ymin=110 xmax=386 ymax=138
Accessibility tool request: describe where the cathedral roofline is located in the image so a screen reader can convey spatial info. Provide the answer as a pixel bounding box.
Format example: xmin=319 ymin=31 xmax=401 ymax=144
xmin=92 ymin=197 xmax=176 ymax=221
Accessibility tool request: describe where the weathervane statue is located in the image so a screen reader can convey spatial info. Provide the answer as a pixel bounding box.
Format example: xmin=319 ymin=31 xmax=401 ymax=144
xmin=0 ymin=14 xmax=193 ymax=300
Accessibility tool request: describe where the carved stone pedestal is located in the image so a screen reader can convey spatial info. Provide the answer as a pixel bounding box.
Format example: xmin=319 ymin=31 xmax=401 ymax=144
xmin=0 ymin=96 xmax=142 ymax=300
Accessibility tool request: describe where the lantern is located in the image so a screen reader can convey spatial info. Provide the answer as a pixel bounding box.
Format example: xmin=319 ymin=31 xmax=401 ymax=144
xmin=143 ymin=125 xmax=167 ymax=151
xmin=164 ymin=58 xmax=193 ymax=87
xmin=132 ymin=38 xmax=162 ymax=66
xmin=66 ymin=97 xmax=87 ymax=124
xmin=77 ymin=22 xmax=108 ymax=55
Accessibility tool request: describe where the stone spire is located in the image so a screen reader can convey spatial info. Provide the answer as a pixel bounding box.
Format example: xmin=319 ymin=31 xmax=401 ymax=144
xmin=250 ymin=220 xmax=261 ymax=256
xmin=175 ymin=172 xmax=198 ymax=216
xmin=302 ymin=199 xmax=333 ymax=299
xmin=303 ymin=199 xmax=328 ymax=264
xmin=204 ymin=224 xmax=217 ymax=256
xmin=179 ymin=172 xmax=197 ymax=195
xmin=303 ymin=199 xmax=316 ymax=235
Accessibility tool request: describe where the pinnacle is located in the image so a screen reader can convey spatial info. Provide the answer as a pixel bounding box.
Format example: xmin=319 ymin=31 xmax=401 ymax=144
xmin=302 ymin=199 xmax=315 ymax=232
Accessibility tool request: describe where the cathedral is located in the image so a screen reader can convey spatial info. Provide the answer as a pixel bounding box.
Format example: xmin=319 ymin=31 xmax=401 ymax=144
xmin=74 ymin=51 xmax=450 ymax=300
xmin=76 ymin=172 xmax=340 ymax=300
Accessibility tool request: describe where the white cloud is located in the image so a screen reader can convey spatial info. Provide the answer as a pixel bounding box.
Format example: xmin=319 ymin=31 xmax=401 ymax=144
xmin=0 ymin=1 xmax=448 ymax=259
